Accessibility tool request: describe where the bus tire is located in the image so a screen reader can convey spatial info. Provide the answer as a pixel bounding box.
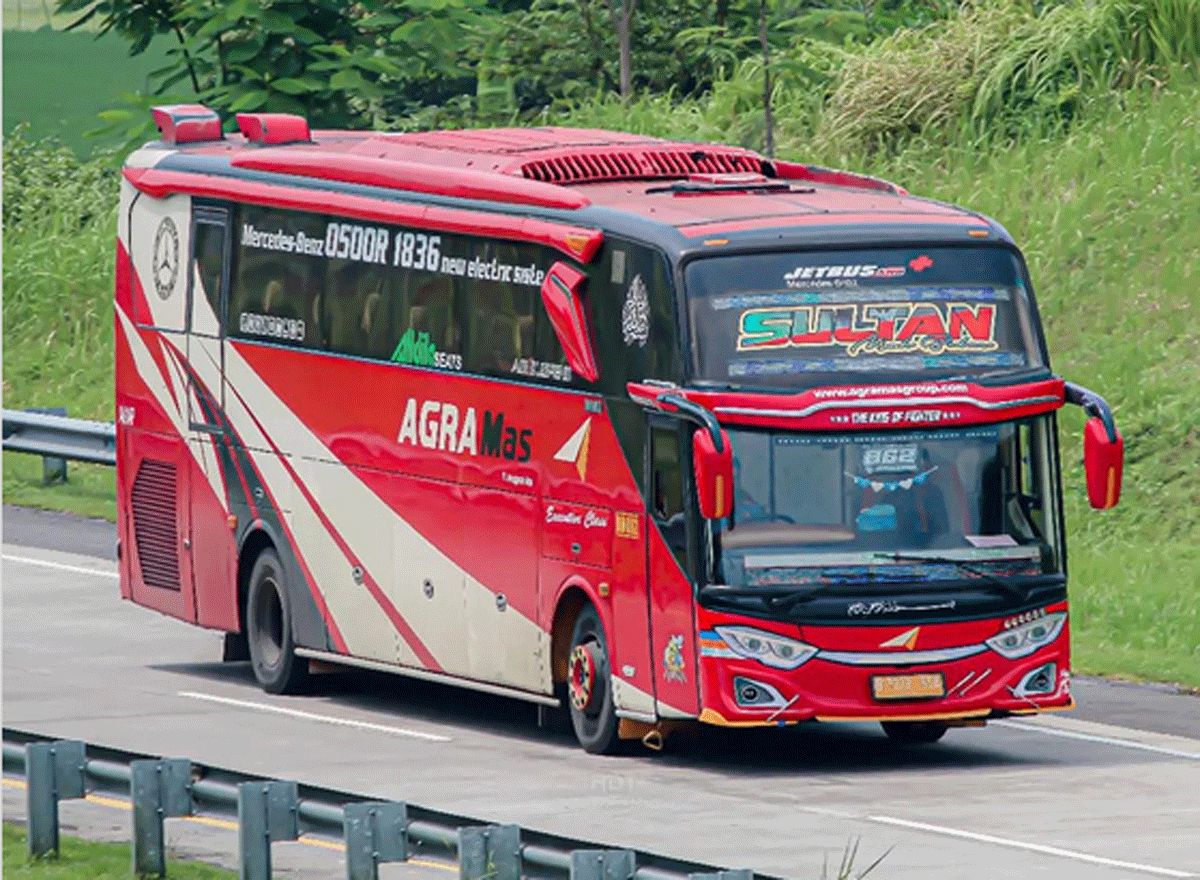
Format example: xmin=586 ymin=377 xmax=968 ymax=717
xmin=246 ymin=548 xmax=308 ymax=695
xmin=881 ymin=720 xmax=948 ymax=745
xmin=566 ymin=603 xmax=621 ymax=754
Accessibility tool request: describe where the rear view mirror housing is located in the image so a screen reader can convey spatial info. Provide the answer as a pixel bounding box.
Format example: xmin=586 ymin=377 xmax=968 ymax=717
xmin=693 ymin=427 xmax=734 ymax=520
xmin=540 ymin=261 xmax=599 ymax=383
xmin=1065 ymin=381 xmax=1123 ymax=510
xmin=1083 ymin=417 xmax=1123 ymax=509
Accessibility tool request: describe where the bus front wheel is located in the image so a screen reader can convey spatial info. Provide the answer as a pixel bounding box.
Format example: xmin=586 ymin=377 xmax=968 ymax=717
xmin=881 ymin=720 xmax=948 ymax=745
xmin=566 ymin=604 xmax=620 ymax=754
xmin=246 ymin=548 xmax=308 ymax=695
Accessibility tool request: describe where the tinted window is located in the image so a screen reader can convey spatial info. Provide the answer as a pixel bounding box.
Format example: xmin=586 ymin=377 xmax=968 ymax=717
xmin=686 ymin=246 xmax=1045 ymax=388
xmin=714 ymin=421 xmax=1061 ymax=588
xmin=650 ymin=423 xmax=687 ymax=567
xmin=463 ymin=241 xmax=536 ymax=378
xmin=586 ymin=238 xmax=680 ymax=396
xmin=229 ymin=207 xmax=325 ymax=347
xmin=192 ymin=218 xmax=226 ymax=329
xmin=228 ymin=205 xmax=575 ymax=385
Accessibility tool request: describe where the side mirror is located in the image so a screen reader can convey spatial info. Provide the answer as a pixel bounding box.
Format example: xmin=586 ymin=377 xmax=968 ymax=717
xmin=693 ymin=427 xmax=734 ymax=520
xmin=540 ymin=261 xmax=599 ymax=383
xmin=1065 ymin=381 xmax=1123 ymax=510
xmin=1083 ymin=417 xmax=1123 ymax=509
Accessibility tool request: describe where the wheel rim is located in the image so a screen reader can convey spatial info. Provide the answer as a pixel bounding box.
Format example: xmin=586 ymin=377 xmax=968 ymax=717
xmin=568 ymin=641 xmax=602 ymax=715
xmin=253 ymin=575 xmax=284 ymax=669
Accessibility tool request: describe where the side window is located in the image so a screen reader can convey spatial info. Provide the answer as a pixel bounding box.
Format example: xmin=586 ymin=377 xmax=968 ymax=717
xmin=191 ymin=214 xmax=226 ymax=333
xmin=996 ymin=423 xmax=1043 ymax=543
xmin=326 ymin=260 xmax=393 ymax=359
xmin=224 ymin=207 xmax=574 ymax=383
xmin=459 ymin=239 xmax=571 ymax=384
xmin=391 ymin=275 xmax=461 ymax=367
xmin=586 ymin=239 xmax=679 ymax=396
xmin=229 ymin=206 xmax=324 ymax=348
xmin=1018 ymin=422 xmax=1047 ymax=538
xmin=464 ymin=242 xmax=536 ymax=377
xmin=650 ymin=422 xmax=686 ymax=567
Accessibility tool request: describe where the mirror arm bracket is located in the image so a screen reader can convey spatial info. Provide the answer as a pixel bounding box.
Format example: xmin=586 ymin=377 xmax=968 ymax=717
xmin=654 ymin=393 xmax=725 ymax=453
xmin=1063 ymin=381 xmax=1118 ymax=443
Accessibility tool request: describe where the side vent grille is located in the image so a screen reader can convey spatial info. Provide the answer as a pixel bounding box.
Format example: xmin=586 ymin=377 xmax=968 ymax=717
xmin=131 ymin=459 xmax=180 ymax=592
xmin=521 ymin=149 xmax=763 ymax=184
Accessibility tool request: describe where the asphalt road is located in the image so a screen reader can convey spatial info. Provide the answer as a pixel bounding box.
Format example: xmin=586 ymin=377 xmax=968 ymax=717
xmin=3 ymin=505 xmax=1199 ymax=879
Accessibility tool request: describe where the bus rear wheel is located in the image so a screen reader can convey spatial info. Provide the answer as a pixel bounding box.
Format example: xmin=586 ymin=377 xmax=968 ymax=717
xmin=246 ymin=548 xmax=308 ymax=695
xmin=881 ymin=720 xmax=948 ymax=745
xmin=566 ymin=604 xmax=621 ymax=754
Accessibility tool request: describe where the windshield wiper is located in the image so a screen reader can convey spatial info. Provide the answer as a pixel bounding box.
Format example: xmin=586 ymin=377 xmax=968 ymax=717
xmin=763 ymin=568 xmax=943 ymax=613
xmin=940 ymin=365 xmax=1052 ymax=384
xmin=873 ymin=552 xmax=1026 ymax=600
xmin=700 ymin=584 xmax=818 ymax=608
xmin=763 ymin=587 xmax=823 ymax=611
xmin=701 ymin=570 xmax=898 ymax=614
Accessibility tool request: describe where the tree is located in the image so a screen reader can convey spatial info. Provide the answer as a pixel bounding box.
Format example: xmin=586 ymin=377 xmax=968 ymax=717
xmin=604 ymin=0 xmax=637 ymax=102
xmin=758 ymin=0 xmax=775 ymax=155
xmin=56 ymin=0 xmax=486 ymax=134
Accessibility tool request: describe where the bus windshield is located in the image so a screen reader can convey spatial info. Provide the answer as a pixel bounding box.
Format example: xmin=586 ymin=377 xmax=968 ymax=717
xmin=686 ymin=246 xmax=1045 ymax=389
xmin=713 ymin=419 xmax=1062 ymax=589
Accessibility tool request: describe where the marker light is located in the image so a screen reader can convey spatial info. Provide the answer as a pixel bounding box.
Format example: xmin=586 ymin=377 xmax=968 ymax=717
xmin=985 ymin=612 xmax=1066 ymax=659
xmin=714 ymin=625 xmax=818 ymax=670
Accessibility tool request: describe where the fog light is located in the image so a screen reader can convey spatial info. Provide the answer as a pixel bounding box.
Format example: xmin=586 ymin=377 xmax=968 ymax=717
xmin=1013 ymin=662 xmax=1056 ymax=697
xmin=734 ymin=676 xmax=787 ymax=708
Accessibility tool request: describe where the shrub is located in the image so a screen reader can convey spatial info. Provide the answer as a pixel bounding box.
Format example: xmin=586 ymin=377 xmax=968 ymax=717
xmin=2 ymin=129 xmax=117 ymax=420
xmin=813 ymin=0 xmax=1200 ymax=155
xmin=2 ymin=125 xmax=120 ymax=232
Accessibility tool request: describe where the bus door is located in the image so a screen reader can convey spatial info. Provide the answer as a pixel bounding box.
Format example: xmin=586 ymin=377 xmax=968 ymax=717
xmin=183 ymin=205 xmax=238 ymax=631
xmin=645 ymin=419 xmax=702 ymax=719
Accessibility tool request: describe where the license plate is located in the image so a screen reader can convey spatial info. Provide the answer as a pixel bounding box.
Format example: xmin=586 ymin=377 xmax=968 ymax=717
xmin=871 ymin=672 xmax=945 ymax=701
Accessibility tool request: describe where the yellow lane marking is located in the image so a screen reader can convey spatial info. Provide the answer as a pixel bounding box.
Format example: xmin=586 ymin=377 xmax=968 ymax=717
xmin=88 ymin=793 xmax=136 ymax=810
xmin=300 ymin=835 xmax=345 ymax=851
xmin=186 ymin=814 xmax=239 ymax=831
xmin=3 ymin=776 xmax=453 ymax=871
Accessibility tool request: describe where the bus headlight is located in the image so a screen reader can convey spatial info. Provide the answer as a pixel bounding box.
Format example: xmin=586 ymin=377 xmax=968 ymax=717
xmin=985 ymin=612 xmax=1066 ymax=659
xmin=714 ymin=625 xmax=818 ymax=670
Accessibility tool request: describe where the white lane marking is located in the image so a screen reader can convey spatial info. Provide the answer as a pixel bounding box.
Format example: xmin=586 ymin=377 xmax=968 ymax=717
xmin=867 ymin=815 xmax=1195 ymax=878
xmin=995 ymin=719 xmax=1200 ymax=760
xmin=795 ymin=804 xmax=859 ymax=820
xmin=178 ymin=691 xmax=452 ymax=742
xmin=2 ymin=553 xmax=118 ymax=579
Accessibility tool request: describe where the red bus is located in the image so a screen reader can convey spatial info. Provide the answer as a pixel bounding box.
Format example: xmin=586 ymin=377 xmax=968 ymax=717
xmin=115 ymin=104 xmax=1124 ymax=753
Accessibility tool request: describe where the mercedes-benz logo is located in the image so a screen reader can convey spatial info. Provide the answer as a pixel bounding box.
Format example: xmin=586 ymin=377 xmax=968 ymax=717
xmin=153 ymin=217 xmax=179 ymax=300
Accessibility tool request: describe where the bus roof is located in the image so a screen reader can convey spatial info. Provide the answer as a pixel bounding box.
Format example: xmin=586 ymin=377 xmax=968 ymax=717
xmin=134 ymin=106 xmax=1000 ymax=248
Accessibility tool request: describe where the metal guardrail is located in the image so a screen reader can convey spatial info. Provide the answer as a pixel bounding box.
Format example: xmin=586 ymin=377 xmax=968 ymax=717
xmin=3 ymin=728 xmax=772 ymax=880
xmin=1 ymin=408 xmax=116 ymax=471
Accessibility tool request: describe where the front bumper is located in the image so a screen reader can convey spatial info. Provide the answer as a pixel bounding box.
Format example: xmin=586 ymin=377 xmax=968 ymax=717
xmin=695 ymin=608 xmax=1072 ymax=727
